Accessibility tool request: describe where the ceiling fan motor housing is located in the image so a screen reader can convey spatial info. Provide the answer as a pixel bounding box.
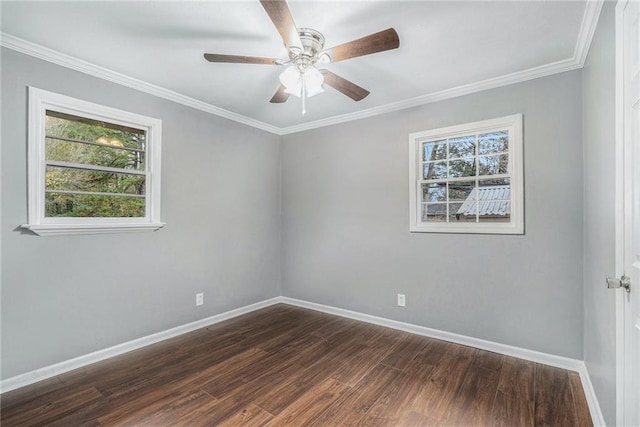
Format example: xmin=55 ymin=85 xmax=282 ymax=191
xmin=290 ymin=28 xmax=325 ymax=66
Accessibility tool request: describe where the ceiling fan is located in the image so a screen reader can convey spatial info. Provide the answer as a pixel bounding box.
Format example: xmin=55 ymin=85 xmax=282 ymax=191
xmin=204 ymin=0 xmax=400 ymax=114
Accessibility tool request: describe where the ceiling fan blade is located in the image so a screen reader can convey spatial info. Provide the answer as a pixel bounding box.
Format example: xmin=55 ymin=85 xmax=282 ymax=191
xmin=320 ymin=70 xmax=370 ymax=101
xmin=259 ymin=0 xmax=303 ymax=49
xmin=204 ymin=53 xmax=280 ymax=65
xmin=270 ymin=85 xmax=290 ymax=103
xmin=322 ymin=28 xmax=399 ymax=63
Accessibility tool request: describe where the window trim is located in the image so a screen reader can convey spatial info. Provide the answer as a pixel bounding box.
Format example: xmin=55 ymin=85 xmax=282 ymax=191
xmin=23 ymin=87 xmax=165 ymax=236
xmin=408 ymin=114 xmax=524 ymax=234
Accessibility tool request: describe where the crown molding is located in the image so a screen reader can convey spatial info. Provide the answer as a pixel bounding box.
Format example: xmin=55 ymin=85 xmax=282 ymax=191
xmin=0 ymin=33 xmax=282 ymax=135
xmin=574 ymin=0 xmax=605 ymax=67
xmin=1 ymin=1 xmax=603 ymax=136
xmin=279 ymin=57 xmax=582 ymax=135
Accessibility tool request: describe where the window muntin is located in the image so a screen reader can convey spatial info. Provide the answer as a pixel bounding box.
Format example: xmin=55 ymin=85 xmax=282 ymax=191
xmin=25 ymin=88 xmax=164 ymax=235
xmin=409 ymin=115 xmax=523 ymax=234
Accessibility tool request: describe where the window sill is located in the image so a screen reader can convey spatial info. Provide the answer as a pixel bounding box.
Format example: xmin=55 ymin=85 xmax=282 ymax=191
xmin=21 ymin=222 xmax=166 ymax=236
xmin=410 ymin=223 xmax=523 ymax=235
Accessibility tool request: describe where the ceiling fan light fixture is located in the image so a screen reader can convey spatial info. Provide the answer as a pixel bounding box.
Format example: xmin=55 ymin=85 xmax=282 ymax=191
xmin=279 ymin=65 xmax=324 ymax=98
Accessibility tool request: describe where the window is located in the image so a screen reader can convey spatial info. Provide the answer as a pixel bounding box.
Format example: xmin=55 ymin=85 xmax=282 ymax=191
xmin=24 ymin=87 xmax=164 ymax=236
xmin=409 ymin=114 xmax=523 ymax=234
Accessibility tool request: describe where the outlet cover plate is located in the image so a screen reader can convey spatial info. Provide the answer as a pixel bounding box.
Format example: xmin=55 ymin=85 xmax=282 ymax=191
xmin=397 ymin=293 xmax=406 ymax=307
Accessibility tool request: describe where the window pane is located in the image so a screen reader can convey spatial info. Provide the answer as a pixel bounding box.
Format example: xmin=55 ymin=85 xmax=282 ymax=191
xmin=423 ymin=161 xmax=447 ymax=179
xmin=45 ymin=192 xmax=145 ymax=218
xmin=448 ymin=181 xmax=475 ymax=201
xmin=448 ymin=202 xmax=466 ymax=222
xmin=476 ymin=179 xmax=511 ymax=222
xmin=423 ymin=140 xmax=446 ymax=161
xmin=46 ymin=166 xmax=145 ymax=195
xmin=46 ymin=138 xmax=145 ymax=171
xmin=448 ymin=158 xmax=476 ymax=178
xmin=46 ymin=112 xmax=146 ymax=151
xmin=448 ymin=136 xmax=475 ymax=159
xmin=422 ymin=203 xmax=447 ymax=222
xmin=477 ymin=200 xmax=511 ymax=222
xmin=478 ymin=178 xmax=510 ymax=187
xmin=478 ymin=131 xmax=508 ymax=154
xmin=422 ymin=183 xmax=446 ymax=202
xmin=478 ymin=154 xmax=508 ymax=175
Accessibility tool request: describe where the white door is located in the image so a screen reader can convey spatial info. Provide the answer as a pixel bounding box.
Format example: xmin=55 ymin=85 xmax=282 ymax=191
xmin=617 ymin=0 xmax=640 ymax=425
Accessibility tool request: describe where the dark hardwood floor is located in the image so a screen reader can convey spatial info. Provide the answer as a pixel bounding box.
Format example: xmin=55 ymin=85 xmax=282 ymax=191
xmin=1 ymin=304 xmax=592 ymax=426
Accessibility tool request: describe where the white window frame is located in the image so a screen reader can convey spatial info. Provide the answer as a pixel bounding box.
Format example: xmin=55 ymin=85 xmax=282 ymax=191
xmin=409 ymin=114 xmax=524 ymax=234
xmin=23 ymin=87 xmax=165 ymax=236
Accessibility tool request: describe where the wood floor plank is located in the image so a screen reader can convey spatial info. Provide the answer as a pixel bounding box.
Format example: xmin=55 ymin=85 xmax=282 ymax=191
xmin=410 ymin=344 xmax=477 ymax=421
xmin=252 ymin=357 xmax=345 ymax=415
xmin=109 ymin=389 xmax=219 ymax=426
xmin=357 ymin=359 xmax=435 ymax=426
xmin=534 ymin=364 xmax=578 ymax=426
xmin=270 ymin=334 xmax=327 ymax=363
xmin=217 ymin=403 xmax=274 ymax=427
xmin=265 ymin=378 xmax=350 ymax=426
xmin=201 ymin=350 xmax=294 ymax=398
xmin=98 ymin=346 xmax=270 ymax=399
xmin=490 ymin=356 xmax=535 ymax=427
xmin=398 ymin=411 xmax=441 ymax=426
xmin=295 ymin=334 xmax=365 ymax=369
xmin=1 ymin=386 xmax=103 ymax=426
xmin=380 ymin=333 xmax=429 ymax=371
xmin=310 ymin=364 xmax=403 ymax=426
xmin=366 ymin=326 xmax=410 ymax=349
xmin=0 ymin=376 xmax=64 ymax=410
xmin=330 ymin=340 xmax=393 ymax=386
xmin=472 ymin=350 xmax=505 ymax=372
xmin=444 ymin=365 xmax=501 ymax=426
xmin=67 ymin=330 xmax=248 ymax=401
xmin=411 ymin=337 xmax=452 ymax=366
xmin=309 ymin=315 xmax=359 ymax=340
xmin=0 ymin=305 xmax=592 ymax=427
xmin=199 ymin=363 xmax=302 ymax=425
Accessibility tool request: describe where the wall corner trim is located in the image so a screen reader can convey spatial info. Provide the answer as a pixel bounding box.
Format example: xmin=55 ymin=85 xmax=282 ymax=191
xmin=0 ymin=295 xmax=605 ymax=426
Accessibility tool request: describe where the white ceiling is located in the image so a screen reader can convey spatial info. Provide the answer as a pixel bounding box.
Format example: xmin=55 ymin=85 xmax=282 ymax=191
xmin=1 ymin=1 xmax=596 ymax=133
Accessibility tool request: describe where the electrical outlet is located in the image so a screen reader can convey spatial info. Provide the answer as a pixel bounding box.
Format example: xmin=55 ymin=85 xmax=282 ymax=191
xmin=196 ymin=293 xmax=204 ymax=306
xmin=397 ymin=293 xmax=406 ymax=307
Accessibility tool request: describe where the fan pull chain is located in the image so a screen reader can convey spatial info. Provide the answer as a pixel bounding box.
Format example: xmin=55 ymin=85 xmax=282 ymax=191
xmin=301 ymin=68 xmax=307 ymax=115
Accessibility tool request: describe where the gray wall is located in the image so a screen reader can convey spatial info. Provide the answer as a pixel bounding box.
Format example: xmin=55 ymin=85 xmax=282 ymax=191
xmin=2 ymin=16 xmax=617 ymax=407
xmin=281 ymin=71 xmax=584 ymax=359
xmin=582 ymin=2 xmax=617 ymax=425
xmin=1 ymin=48 xmax=282 ymax=379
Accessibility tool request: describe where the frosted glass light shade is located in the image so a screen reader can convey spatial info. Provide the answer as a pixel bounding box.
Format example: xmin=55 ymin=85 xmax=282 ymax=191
xmin=280 ymin=66 xmax=302 ymax=96
xmin=279 ymin=66 xmax=324 ymax=98
xmin=304 ymin=66 xmax=324 ymax=97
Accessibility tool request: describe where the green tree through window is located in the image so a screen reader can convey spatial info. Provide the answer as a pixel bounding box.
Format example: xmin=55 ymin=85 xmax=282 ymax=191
xmin=45 ymin=111 xmax=147 ymax=217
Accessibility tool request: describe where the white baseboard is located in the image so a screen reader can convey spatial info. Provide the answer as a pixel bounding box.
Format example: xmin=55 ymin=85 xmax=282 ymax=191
xmin=0 ymin=297 xmax=281 ymax=393
xmin=577 ymin=362 xmax=607 ymax=426
xmin=0 ymin=295 xmax=605 ymax=427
